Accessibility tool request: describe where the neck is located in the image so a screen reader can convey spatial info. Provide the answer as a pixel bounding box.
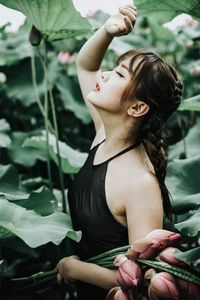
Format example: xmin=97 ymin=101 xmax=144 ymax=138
xmin=99 ymin=111 xmax=139 ymax=152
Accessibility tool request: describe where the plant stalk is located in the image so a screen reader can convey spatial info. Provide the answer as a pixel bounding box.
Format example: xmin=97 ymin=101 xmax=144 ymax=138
xmin=30 ymin=47 xmax=54 ymax=134
xmin=43 ymin=41 xmax=53 ymax=191
xmin=49 ymin=88 xmax=67 ymax=212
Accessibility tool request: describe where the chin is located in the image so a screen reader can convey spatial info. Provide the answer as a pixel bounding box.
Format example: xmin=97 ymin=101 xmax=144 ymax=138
xmin=87 ymin=91 xmax=100 ymax=106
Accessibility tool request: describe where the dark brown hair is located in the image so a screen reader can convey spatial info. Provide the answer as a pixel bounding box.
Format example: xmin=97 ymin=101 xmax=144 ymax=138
xmin=118 ymin=49 xmax=183 ymax=221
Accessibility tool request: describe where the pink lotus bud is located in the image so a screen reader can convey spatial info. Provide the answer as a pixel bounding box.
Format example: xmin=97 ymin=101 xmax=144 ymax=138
xmin=182 ymin=15 xmax=198 ymax=27
xmin=158 ymin=247 xmax=188 ymax=267
xmin=146 ymin=229 xmax=181 ymax=248
xmin=176 ymin=278 xmax=200 ymax=300
xmin=105 ymin=287 xmax=134 ymax=300
xmin=114 ymin=255 xmax=142 ymax=289
xmin=113 ymin=289 xmax=129 ymax=300
xmin=144 ymin=268 xmax=156 ymax=280
xmin=127 ymin=230 xmax=181 ymax=261
xmin=127 ymin=237 xmax=160 ymax=260
xmin=85 ymin=8 xmax=98 ymax=18
xmin=113 ymin=254 xmax=128 ymax=266
xmin=106 ymin=287 xmax=121 ymax=300
xmin=58 ymin=51 xmax=77 ymax=65
xmin=148 ymin=272 xmax=180 ymax=300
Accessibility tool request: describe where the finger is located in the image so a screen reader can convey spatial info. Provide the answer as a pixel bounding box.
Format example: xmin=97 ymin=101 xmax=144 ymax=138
xmin=122 ymin=5 xmax=137 ymax=15
xmin=125 ymin=6 xmax=137 ymax=18
xmin=119 ymin=7 xmax=137 ymax=22
xmin=124 ymin=16 xmax=134 ymax=32
xmin=126 ymin=4 xmax=137 ymax=11
xmin=57 ymin=272 xmax=63 ymax=286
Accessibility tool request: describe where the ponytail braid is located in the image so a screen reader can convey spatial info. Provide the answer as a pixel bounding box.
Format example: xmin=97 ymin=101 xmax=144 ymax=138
xmin=140 ymin=114 xmax=173 ymax=221
xmin=117 ymin=49 xmax=183 ymax=221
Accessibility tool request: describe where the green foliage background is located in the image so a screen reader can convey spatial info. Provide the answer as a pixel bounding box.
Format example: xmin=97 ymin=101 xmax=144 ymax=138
xmin=0 ymin=0 xmax=200 ymax=298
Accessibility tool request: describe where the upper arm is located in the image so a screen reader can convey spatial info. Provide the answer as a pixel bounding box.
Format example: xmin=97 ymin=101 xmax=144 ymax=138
xmin=76 ymin=64 xmax=103 ymax=132
xmin=125 ymin=174 xmax=163 ymax=244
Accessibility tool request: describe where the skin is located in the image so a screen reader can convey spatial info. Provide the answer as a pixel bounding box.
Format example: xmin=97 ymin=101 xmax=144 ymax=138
xmin=56 ymin=4 xmax=163 ymax=290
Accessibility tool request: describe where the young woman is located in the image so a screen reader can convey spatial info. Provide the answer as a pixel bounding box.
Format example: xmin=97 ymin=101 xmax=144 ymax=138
xmin=56 ymin=4 xmax=182 ymax=299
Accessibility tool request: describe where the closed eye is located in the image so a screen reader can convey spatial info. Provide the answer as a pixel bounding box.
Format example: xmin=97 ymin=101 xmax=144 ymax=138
xmin=116 ymin=70 xmax=124 ymax=77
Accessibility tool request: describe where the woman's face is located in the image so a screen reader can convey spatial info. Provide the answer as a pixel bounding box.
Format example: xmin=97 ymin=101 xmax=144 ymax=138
xmin=87 ymin=58 xmax=132 ymax=114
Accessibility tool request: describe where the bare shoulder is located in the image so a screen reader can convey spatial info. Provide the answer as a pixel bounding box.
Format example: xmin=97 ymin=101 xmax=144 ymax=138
xmin=125 ymin=172 xmax=162 ymax=207
xmin=124 ymin=172 xmax=164 ymax=242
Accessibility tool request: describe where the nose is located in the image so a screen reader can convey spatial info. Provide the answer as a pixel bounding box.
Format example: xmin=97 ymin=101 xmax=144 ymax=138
xmin=101 ymin=71 xmax=110 ymax=82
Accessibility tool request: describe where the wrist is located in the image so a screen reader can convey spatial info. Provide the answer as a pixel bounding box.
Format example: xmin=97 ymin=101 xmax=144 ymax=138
xmin=102 ymin=25 xmax=115 ymax=40
xmin=72 ymin=258 xmax=82 ymax=281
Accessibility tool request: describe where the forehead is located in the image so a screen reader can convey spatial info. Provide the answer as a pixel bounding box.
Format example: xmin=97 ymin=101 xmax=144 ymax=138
xmin=119 ymin=55 xmax=145 ymax=76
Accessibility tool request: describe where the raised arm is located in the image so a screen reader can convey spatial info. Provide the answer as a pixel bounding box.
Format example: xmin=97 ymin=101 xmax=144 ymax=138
xmin=76 ymin=5 xmax=137 ymax=133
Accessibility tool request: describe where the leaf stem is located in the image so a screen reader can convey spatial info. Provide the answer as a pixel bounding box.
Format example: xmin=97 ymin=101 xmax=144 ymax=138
xmin=49 ymin=88 xmax=66 ymax=212
xmin=43 ymin=41 xmax=53 ymax=191
xmin=30 ymin=47 xmax=54 ymax=134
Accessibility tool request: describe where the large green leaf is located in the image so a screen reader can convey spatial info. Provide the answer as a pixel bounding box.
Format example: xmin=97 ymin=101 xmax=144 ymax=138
xmin=135 ymin=0 xmax=200 ymax=21
xmin=5 ymin=57 xmax=44 ymax=107
xmin=23 ymin=131 xmax=88 ymax=174
xmin=0 ymin=34 xmax=32 ymax=66
xmin=166 ymin=156 xmax=200 ymax=197
xmin=175 ymin=247 xmax=200 ymax=273
xmin=175 ymin=208 xmax=200 ymax=237
xmin=0 ymin=0 xmax=92 ymax=41
xmin=8 ymin=131 xmax=47 ymax=167
xmin=179 ymin=94 xmax=200 ymax=112
xmin=0 ymin=198 xmax=82 ymax=247
xmin=0 ymin=164 xmax=28 ymax=200
xmin=55 ymin=73 xmax=90 ymax=124
xmin=0 ymin=119 xmax=11 ymax=148
xmin=172 ymin=193 xmax=200 ymax=214
xmin=168 ymin=118 xmax=200 ymax=160
xmin=166 ymin=156 xmax=200 ymax=216
xmin=14 ymin=186 xmax=57 ymax=216
xmin=0 ymin=164 xmax=60 ymax=216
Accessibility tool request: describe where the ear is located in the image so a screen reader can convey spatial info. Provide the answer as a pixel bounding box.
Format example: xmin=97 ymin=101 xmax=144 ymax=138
xmin=127 ymin=100 xmax=150 ymax=118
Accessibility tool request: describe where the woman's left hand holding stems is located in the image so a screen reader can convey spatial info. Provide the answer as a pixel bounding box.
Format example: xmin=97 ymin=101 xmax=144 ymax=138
xmin=56 ymin=255 xmax=80 ymax=285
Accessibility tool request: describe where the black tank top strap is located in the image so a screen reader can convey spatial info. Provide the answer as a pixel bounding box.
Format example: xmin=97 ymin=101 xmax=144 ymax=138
xmin=107 ymin=140 xmax=140 ymax=163
xmin=90 ymin=139 xmax=106 ymax=151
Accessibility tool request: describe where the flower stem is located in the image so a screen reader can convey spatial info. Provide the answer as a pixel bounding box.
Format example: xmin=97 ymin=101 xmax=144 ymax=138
xmin=43 ymin=41 xmax=53 ymax=191
xmin=49 ymin=88 xmax=66 ymax=212
xmin=30 ymin=47 xmax=54 ymax=134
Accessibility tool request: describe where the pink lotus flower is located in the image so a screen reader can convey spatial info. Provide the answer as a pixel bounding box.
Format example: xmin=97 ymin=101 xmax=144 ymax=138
xmin=158 ymin=247 xmax=187 ymax=267
xmin=113 ymin=255 xmax=142 ymax=289
xmin=85 ymin=8 xmax=98 ymax=18
xmin=176 ymin=278 xmax=200 ymax=300
xmin=58 ymin=51 xmax=77 ymax=65
xmin=146 ymin=229 xmax=181 ymax=248
xmin=148 ymin=272 xmax=180 ymax=300
xmin=105 ymin=286 xmax=136 ymax=300
xmin=127 ymin=237 xmax=160 ymax=260
xmin=106 ymin=287 xmax=121 ymax=300
xmin=127 ymin=229 xmax=181 ymax=260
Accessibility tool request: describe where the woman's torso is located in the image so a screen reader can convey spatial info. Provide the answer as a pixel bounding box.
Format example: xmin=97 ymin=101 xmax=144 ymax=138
xmin=67 ymin=140 xmax=148 ymax=299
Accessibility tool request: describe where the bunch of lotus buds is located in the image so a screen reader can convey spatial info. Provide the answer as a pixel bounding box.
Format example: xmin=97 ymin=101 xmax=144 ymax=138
xmin=106 ymin=229 xmax=200 ymax=300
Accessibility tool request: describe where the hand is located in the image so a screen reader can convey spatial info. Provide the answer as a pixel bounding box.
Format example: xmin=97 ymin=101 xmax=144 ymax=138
xmin=104 ymin=4 xmax=137 ymax=37
xmin=56 ymin=255 xmax=80 ymax=285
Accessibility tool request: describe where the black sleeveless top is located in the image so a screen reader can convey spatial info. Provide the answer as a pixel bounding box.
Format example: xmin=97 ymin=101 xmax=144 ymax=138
xmin=68 ymin=140 xmax=140 ymax=300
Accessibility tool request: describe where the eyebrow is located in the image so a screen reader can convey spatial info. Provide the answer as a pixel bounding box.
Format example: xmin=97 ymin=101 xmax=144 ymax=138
xmin=120 ymin=63 xmax=130 ymax=73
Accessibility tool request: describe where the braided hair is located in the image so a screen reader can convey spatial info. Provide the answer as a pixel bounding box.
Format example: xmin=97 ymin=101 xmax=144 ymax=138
xmin=117 ymin=49 xmax=183 ymax=221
